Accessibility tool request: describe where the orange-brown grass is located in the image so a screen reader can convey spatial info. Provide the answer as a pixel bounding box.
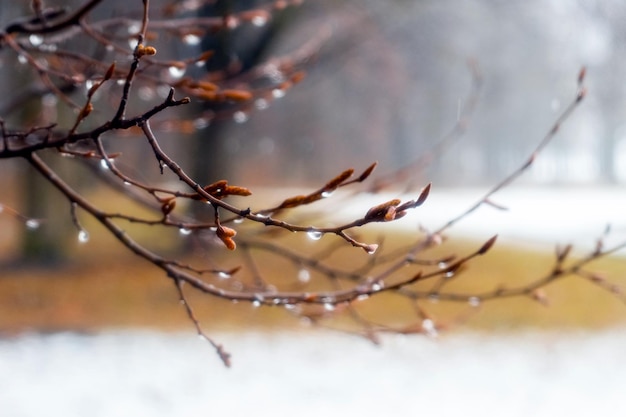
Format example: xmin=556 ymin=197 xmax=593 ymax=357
xmin=1 ymin=229 xmax=624 ymax=336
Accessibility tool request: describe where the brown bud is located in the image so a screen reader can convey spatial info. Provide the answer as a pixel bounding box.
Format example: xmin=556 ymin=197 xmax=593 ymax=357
xmin=365 ymin=199 xmax=401 ymax=221
xmin=477 ymin=235 xmax=498 ymax=255
xmin=221 ymin=89 xmax=253 ymax=102
xmin=216 ymin=225 xmax=237 ymax=250
xmin=161 ymin=198 xmax=176 ymax=216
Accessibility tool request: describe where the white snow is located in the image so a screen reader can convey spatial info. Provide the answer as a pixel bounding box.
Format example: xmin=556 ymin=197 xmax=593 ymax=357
xmin=1 ymin=330 xmax=626 ymax=417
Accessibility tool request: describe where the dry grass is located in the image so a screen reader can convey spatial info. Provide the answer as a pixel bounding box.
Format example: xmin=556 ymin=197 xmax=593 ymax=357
xmin=1 ymin=229 xmax=624 ymax=337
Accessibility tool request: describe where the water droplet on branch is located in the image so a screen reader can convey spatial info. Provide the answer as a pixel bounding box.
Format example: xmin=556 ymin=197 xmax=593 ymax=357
xmin=298 ymin=268 xmax=311 ymax=284
xmin=233 ymin=111 xmax=248 ymax=124
xmin=179 ymin=228 xmax=192 ymax=236
xmin=25 ymin=219 xmax=40 ymax=230
xmin=307 ymin=230 xmax=323 ymax=241
xmin=468 ymin=297 xmax=481 ymax=307
xmin=167 ymin=65 xmax=186 ymax=79
xmin=29 ymin=34 xmax=44 ymax=46
xmin=183 ymin=34 xmax=201 ymax=45
xmin=78 ymin=230 xmax=90 ymax=243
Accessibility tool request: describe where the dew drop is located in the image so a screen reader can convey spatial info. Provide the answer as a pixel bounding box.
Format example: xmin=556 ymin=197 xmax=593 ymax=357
xmin=168 ymin=65 xmax=186 ymax=79
xmin=272 ymin=88 xmax=285 ymax=99
xmin=127 ymin=22 xmax=141 ymax=35
xmin=123 ymin=181 xmax=132 ymax=186
xmin=78 ymin=230 xmax=90 ymax=243
xmin=323 ymin=303 xmax=335 ymax=312
xmin=297 ymin=268 xmax=311 ymax=284
xmin=29 ymin=34 xmax=44 ymax=46
xmin=179 ymin=227 xmax=192 ymax=236
xmin=357 ymin=294 xmax=369 ymax=301
xmin=437 ymin=261 xmax=448 ymax=269
xmin=251 ymin=15 xmax=268 ymax=27
xmin=183 ymin=34 xmax=201 ymax=45
xmin=217 ymin=271 xmax=231 ymax=280
xmin=85 ymin=79 xmax=95 ymax=93
xmin=252 ymin=300 xmax=261 ymax=308
xmin=193 ymin=118 xmax=210 ymax=130
xmin=233 ymin=111 xmax=248 ymax=124
xmin=365 ymin=244 xmax=379 ymax=255
xmin=254 ymin=98 xmax=269 ymax=110
xmin=18 ymin=54 xmax=28 ymax=65
xmin=25 ymin=219 xmax=40 ymax=230
xmin=307 ymin=230 xmax=323 ymax=241
xmin=371 ymin=281 xmax=383 ymax=292
xmin=100 ymin=158 xmax=110 ymax=170
xmin=233 ymin=217 xmax=244 ymax=224
xmin=321 ymin=190 xmax=334 ymax=198
xmin=445 ymin=271 xmax=455 ymax=278
xmin=468 ymin=296 xmax=481 ymax=307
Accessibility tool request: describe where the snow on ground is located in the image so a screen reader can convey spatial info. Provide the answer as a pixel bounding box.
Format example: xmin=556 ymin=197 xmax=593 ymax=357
xmin=339 ymin=186 xmax=626 ymax=251
xmin=2 ymin=330 xmax=626 ymax=417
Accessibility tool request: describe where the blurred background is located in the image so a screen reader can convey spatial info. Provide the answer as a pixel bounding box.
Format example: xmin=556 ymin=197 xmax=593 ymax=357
xmin=1 ymin=1 xmax=626 ymax=416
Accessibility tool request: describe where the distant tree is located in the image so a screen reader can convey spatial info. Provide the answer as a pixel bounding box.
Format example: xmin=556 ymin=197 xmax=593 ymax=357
xmin=0 ymin=0 xmax=624 ymax=366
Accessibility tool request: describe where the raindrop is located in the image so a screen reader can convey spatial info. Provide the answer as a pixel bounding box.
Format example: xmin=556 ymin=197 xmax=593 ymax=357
xmin=85 ymin=79 xmax=95 ymax=93
xmin=252 ymin=300 xmax=261 ymax=308
xmin=297 ymin=268 xmax=311 ymax=284
xmin=468 ymin=296 xmax=481 ymax=307
xmin=357 ymin=294 xmax=369 ymax=301
xmin=445 ymin=271 xmax=455 ymax=278
xmin=183 ymin=34 xmax=201 ymax=45
xmin=272 ymin=88 xmax=285 ymax=99
xmin=365 ymin=244 xmax=378 ymax=255
xmin=217 ymin=271 xmax=231 ymax=280
xmin=105 ymin=44 xmax=114 ymax=52
xmin=29 ymin=34 xmax=44 ymax=46
xmin=127 ymin=22 xmax=141 ymax=34
xmin=128 ymin=38 xmax=139 ymax=49
xmin=437 ymin=261 xmax=448 ymax=269
xmin=272 ymin=298 xmax=281 ymax=305
xmin=307 ymin=230 xmax=323 ymax=241
xmin=179 ymin=227 xmax=192 ymax=236
xmin=168 ymin=65 xmax=186 ymax=79
xmin=254 ymin=98 xmax=269 ymax=110
xmin=321 ymin=190 xmax=334 ymax=198
xmin=77 ymin=230 xmax=90 ymax=243
xmin=233 ymin=111 xmax=248 ymax=124
xmin=251 ymin=15 xmax=268 ymax=27
xmin=123 ymin=181 xmax=131 ymax=186
xmin=17 ymin=54 xmax=27 ymax=65
xmin=233 ymin=217 xmax=244 ymax=224
xmin=371 ymin=281 xmax=384 ymax=292
xmin=193 ymin=118 xmax=210 ymax=130
xmin=25 ymin=219 xmax=40 ymax=230
xmin=323 ymin=303 xmax=335 ymax=312
xmin=100 ymin=158 xmax=110 ymax=170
